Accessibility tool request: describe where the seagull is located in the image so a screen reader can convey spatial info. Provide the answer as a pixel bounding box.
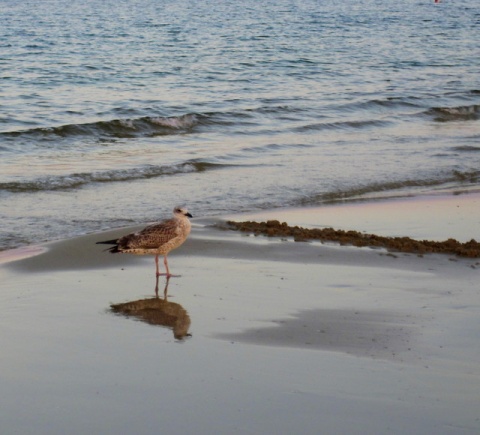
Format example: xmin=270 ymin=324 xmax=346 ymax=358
xmin=97 ymin=206 xmax=192 ymax=277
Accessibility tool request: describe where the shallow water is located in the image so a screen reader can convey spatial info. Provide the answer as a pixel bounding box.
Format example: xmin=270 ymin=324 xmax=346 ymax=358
xmin=1 ymin=0 xmax=479 ymax=249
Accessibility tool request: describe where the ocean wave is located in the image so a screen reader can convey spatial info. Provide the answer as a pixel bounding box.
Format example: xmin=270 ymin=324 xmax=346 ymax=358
xmin=337 ymin=97 xmax=422 ymax=113
xmin=451 ymin=145 xmax=480 ymax=153
xmin=2 ymin=104 xmax=385 ymax=144
xmin=297 ymin=169 xmax=480 ymax=204
xmin=294 ymin=119 xmax=391 ymax=132
xmin=0 ymin=107 xmax=281 ymax=142
xmin=427 ymin=104 xmax=480 ymax=122
xmin=0 ymin=160 xmax=223 ymax=193
xmin=1 ymin=114 xmax=201 ymax=141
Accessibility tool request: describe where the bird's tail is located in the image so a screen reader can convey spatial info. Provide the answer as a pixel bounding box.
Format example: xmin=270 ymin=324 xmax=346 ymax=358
xmin=96 ymin=239 xmax=118 ymax=245
xmin=96 ymin=239 xmax=121 ymax=253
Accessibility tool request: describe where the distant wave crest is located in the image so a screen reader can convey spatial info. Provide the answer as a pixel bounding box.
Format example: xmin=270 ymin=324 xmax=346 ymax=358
xmin=294 ymin=119 xmax=391 ymax=133
xmin=451 ymin=145 xmax=480 ymax=153
xmin=1 ymin=114 xmax=200 ymax=140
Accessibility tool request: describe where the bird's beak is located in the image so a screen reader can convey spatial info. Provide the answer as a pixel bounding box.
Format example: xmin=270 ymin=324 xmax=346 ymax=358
xmin=186 ymin=212 xmax=193 ymax=218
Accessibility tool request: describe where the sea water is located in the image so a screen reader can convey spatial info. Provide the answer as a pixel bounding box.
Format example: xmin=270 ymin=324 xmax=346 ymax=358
xmin=1 ymin=0 xmax=479 ymax=250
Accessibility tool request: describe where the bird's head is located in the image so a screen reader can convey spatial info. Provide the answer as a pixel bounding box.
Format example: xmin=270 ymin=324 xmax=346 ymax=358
xmin=174 ymin=206 xmax=193 ymax=218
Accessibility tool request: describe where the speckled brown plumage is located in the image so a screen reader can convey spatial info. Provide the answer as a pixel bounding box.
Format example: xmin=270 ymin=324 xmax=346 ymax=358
xmin=97 ymin=206 xmax=192 ymax=276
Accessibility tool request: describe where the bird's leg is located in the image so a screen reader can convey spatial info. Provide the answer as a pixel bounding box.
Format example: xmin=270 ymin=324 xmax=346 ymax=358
xmin=164 ymin=255 xmax=180 ymax=277
xmin=164 ymin=255 xmax=171 ymax=277
xmin=155 ymin=254 xmax=170 ymax=277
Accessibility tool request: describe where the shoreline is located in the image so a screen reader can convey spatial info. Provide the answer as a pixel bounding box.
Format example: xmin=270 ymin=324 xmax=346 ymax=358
xmin=2 ymin=190 xmax=480 ymax=267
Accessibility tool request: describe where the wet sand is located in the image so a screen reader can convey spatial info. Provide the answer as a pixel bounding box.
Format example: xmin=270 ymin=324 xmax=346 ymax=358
xmin=1 ymin=193 xmax=479 ymax=434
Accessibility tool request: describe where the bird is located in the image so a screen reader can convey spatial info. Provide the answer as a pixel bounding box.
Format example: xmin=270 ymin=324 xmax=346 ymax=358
xmin=97 ymin=206 xmax=192 ymax=277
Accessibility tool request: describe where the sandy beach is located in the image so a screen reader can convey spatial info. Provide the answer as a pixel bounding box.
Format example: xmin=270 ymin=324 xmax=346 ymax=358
xmin=1 ymin=193 xmax=479 ymax=434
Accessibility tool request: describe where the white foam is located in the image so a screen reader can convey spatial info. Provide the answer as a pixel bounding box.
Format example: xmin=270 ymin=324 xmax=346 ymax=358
xmin=150 ymin=114 xmax=197 ymax=129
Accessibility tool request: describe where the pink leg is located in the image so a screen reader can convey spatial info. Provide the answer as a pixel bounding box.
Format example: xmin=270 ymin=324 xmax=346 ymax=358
xmin=155 ymin=254 xmax=171 ymax=277
xmin=164 ymin=255 xmax=171 ymax=277
xmin=163 ymin=256 xmax=180 ymax=277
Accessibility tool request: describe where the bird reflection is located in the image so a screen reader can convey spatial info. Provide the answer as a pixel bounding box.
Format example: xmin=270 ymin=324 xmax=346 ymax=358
xmin=110 ymin=276 xmax=191 ymax=340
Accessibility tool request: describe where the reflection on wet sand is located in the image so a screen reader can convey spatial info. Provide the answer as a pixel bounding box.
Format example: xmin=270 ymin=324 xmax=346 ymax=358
xmin=217 ymin=308 xmax=419 ymax=362
xmin=110 ymin=276 xmax=191 ymax=340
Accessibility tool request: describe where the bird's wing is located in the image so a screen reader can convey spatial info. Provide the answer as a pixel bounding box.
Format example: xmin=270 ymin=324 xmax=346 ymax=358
xmin=119 ymin=219 xmax=180 ymax=250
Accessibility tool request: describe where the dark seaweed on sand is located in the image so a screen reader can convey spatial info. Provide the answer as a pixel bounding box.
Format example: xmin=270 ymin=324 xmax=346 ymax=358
xmin=227 ymin=220 xmax=480 ymax=258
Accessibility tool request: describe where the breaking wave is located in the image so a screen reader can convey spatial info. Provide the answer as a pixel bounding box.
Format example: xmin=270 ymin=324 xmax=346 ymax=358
xmin=427 ymin=104 xmax=480 ymax=122
xmin=1 ymin=114 xmax=201 ymax=141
